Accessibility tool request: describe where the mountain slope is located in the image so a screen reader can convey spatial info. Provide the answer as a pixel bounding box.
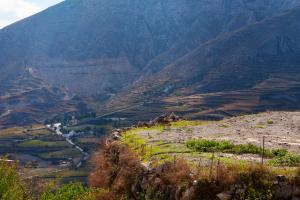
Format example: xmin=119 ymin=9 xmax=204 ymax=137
xmin=108 ymin=6 xmax=300 ymax=116
xmin=1 ymin=0 xmax=300 ymax=125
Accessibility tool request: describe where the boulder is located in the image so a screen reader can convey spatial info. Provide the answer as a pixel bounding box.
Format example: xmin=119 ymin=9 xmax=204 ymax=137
xmin=216 ymin=192 xmax=232 ymax=200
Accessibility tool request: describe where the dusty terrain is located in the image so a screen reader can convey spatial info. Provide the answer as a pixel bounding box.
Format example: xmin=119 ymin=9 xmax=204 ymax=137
xmin=129 ymin=111 xmax=300 ymax=164
xmin=167 ymin=112 xmax=300 ymax=153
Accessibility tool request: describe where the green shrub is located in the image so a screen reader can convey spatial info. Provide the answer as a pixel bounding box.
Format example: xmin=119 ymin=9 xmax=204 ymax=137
xmin=269 ymin=152 xmax=300 ymax=167
xmin=271 ymin=148 xmax=288 ymax=157
xmin=0 ymin=160 xmax=30 ymax=200
xmin=234 ymin=168 xmax=273 ymax=200
xmin=186 ymin=140 xmax=283 ymax=158
xmin=39 ymin=183 xmax=105 ymax=200
xmin=186 ymin=139 xmax=238 ymax=153
xmin=186 ymin=140 xmax=267 ymax=155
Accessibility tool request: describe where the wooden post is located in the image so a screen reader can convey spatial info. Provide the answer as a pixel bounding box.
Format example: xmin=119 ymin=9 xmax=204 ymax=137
xmin=141 ymin=144 xmax=145 ymax=160
xmin=216 ymin=157 xmax=220 ymax=183
xmin=209 ymin=152 xmax=215 ymax=180
xmin=261 ymin=136 xmax=265 ymax=166
xmin=173 ymin=155 xmax=176 ymax=166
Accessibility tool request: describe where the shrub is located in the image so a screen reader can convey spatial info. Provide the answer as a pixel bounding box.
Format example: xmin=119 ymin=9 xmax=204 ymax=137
xmin=186 ymin=139 xmax=281 ymax=158
xmin=186 ymin=139 xmax=269 ymax=155
xmin=89 ymin=141 xmax=145 ymax=199
xmin=233 ymin=165 xmax=274 ymax=200
xmin=0 ymin=160 xmax=30 ymax=200
xmin=272 ymin=148 xmax=288 ymax=157
xmin=186 ymin=140 xmax=234 ymax=152
xmin=39 ymin=182 xmax=108 ymax=200
xmin=269 ymin=152 xmax=300 ymax=167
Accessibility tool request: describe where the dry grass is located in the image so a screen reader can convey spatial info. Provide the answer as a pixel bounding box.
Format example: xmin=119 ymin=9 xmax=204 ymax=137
xmin=89 ymin=141 xmax=145 ymax=198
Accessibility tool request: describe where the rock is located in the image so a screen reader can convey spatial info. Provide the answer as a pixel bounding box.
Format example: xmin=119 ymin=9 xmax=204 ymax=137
xmin=150 ymin=113 xmax=182 ymax=125
xmin=216 ymin=192 xmax=231 ymax=200
xmin=112 ymin=131 xmax=122 ymax=140
xmin=274 ymin=182 xmax=293 ymax=200
xmin=295 ymin=176 xmax=300 ymax=187
xmin=181 ymin=187 xmax=196 ymax=200
xmin=293 ymin=187 xmax=300 ymax=197
xmin=154 ymin=177 xmax=162 ymax=186
xmin=276 ymin=175 xmax=287 ymax=182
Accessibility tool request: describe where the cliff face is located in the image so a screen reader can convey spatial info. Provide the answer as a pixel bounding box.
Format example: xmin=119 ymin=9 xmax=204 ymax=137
xmin=0 ymin=0 xmax=300 ymax=125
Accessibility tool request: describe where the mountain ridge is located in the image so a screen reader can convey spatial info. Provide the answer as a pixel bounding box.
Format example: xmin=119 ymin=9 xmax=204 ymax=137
xmin=1 ymin=0 xmax=300 ymax=126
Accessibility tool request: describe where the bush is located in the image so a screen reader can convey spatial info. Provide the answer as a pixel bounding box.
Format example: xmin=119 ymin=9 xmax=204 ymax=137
xmin=89 ymin=141 xmax=145 ymax=199
xmin=186 ymin=140 xmax=234 ymax=152
xmin=272 ymin=148 xmax=288 ymax=157
xmin=233 ymin=166 xmax=274 ymax=200
xmin=40 ymin=182 xmax=109 ymax=200
xmin=269 ymin=152 xmax=300 ymax=167
xmin=186 ymin=139 xmax=288 ymax=158
xmin=0 ymin=160 xmax=30 ymax=200
xmin=186 ymin=139 xmax=271 ymax=156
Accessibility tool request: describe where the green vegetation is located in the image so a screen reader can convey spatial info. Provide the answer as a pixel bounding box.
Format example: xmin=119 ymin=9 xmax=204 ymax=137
xmin=170 ymin=120 xmax=207 ymax=128
xmin=186 ymin=139 xmax=272 ymax=156
xmin=37 ymin=149 xmax=80 ymax=160
xmin=0 ymin=160 xmax=108 ymax=200
xmin=17 ymin=140 xmax=68 ymax=148
xmin=234 ymin=167 xmax=273 ymax=200
xmin=186 ymin=139 xmax=300 ymax=166
xmin=40 ymin=183 xmax=106 ymax=200
xmin=121 ymin=128 xmax=193 ymax=163
xmin=0 ymin=160 xmax=30 ymax=200
xmin=269 ymin=150 xmax=300 ymax=167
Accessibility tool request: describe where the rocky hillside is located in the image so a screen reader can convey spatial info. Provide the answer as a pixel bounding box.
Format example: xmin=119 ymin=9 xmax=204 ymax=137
xmin=108 ymin=5 xmax=300 ymax=116
xmin=1 ymin=0 xmax=300 ymax=125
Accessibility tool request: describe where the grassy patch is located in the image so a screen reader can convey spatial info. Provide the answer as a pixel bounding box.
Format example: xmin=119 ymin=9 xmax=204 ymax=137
xmin=170 ymin=120 xmax=208 ymax=128
xmin=121 ymin=130 xmax=190 ymax=163
xmin=38 ymin=149 xmax=81 ymax=160
xmin=186 ymin=139 xmax=300 ymax=166
xmin=269 ymin=151 xmax=300 ymax=167
xmin=17 ymin=140 xmax=69 ymax=148
xmin=186 ymin=139 xmax=274 ymax=156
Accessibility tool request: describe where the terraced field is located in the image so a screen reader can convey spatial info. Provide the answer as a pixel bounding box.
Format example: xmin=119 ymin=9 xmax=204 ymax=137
xmin=0 ymin=125 xmax=92 ymax=182
xmin=120 ymin=111 xmax=300 ymax=176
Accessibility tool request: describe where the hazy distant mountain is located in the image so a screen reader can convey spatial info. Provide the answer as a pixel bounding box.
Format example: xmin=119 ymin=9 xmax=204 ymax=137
xmin=0 ymin=0 xmax=300 ymax=126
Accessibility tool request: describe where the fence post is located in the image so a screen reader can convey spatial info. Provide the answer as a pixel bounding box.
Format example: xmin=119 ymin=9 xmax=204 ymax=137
xmin=209 ymin=152 xmax=215 ymax=180
xmin=216 ymin=157 xmax=220 ymax=183
xmin=173 ymin=155 xmax=177 ymax=166
xmin=261 ymin=136 xmax=265 ymax=166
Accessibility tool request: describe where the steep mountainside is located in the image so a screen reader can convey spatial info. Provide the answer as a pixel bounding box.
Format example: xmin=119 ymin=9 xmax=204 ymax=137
xmin=0 ymin=0 xmax=300 ymax=125
xmin=109 ymin=6 xmax=300 ymax=117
